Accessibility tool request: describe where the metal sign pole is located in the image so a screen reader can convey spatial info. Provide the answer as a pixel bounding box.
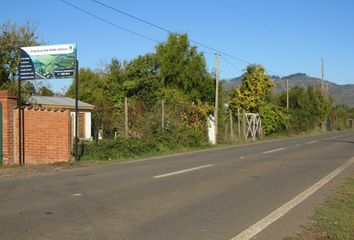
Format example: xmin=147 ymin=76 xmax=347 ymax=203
xmin=75 ymin=60 xmax=79 ymax=162
xmin=17 ymin=78 xmax=22 ymax=164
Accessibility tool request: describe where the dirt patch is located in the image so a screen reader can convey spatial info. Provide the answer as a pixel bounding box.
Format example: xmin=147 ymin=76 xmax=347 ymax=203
xmin=0 ymin=162 xmax=92 ymax=178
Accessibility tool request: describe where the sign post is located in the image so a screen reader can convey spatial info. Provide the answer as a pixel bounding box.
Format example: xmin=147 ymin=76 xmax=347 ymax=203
xmin=75 ymin=60 xmax=79 ymax=162
xmin=19 ymin=44 xmax=78 ymax=164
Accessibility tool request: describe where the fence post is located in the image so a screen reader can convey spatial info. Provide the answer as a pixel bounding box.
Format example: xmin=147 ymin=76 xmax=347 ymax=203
xmin=237 ymin=108 xmax=241 ymax=142
xmin=162 ymin=99 xmax=165 ymax=133
xmin=225 ymin=124 xmax=228 ymax=141
xmin=243 ymin=110 xmax=247 ymax=141
xmin=124 ymin=97 xmax=128 ymax=139
xmin=229 ymin=109 xmax=234 ymax=141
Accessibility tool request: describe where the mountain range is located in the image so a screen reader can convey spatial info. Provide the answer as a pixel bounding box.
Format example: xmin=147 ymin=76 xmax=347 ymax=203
xmin=224 ymin=73 xmax=354 ymax=107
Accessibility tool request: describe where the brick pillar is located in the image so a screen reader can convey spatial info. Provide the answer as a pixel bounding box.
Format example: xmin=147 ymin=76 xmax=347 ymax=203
xmin=0 ymin=91 xmax=17 ymax=164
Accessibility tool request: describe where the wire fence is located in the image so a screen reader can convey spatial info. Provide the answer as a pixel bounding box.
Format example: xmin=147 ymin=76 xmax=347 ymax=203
xmin=91 ymin=97 xmax=255 ymax=145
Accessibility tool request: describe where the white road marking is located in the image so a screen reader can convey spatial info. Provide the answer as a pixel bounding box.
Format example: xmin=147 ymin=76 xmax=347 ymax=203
xmin=153 ymin=164 xmax=214 ymax=179
xmin=262 ymin=148 xmax=285 ymax=154
xmin=230 ymin=156 xmax=354 ymax=240
xmin=72 ymin=193 xmax=82 ymax=197
xmin=240 ymin=156 xmax=246 ymax=159
xmin=305 ymin=140 xmax=319 ymax=144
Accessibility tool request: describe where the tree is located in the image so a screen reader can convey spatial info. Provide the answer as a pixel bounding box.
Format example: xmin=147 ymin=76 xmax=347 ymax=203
xmin=66 ymin=61 xmax=127 ymax=138
xmin=0 ymin=21 xmax=39 ymax=85
xmin=230 ymin=64 xmax=274 ymax=113
xmin=277 ymin=86 xmax=332 ymax=132
xmin=37 ymin=85 xmax=54 ymax=96
xmin=124 ymin=53 xmax=161 ymax=107
xmin=156 ymin=33 xmax=214 ymax=102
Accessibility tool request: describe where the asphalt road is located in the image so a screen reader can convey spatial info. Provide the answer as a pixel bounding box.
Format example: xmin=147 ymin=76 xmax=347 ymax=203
xmin=0 ymin=131 xmax=353 ymax=240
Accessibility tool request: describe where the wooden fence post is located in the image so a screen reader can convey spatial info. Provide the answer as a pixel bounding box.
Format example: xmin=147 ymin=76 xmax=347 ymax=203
xmin=162 ymin=99 xmax=165 ymax=133
xmin=124 ymin=97 xmax=128 ymax=139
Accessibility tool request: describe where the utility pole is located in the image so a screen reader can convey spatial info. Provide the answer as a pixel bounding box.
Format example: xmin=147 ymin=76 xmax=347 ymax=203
xmin=237 ymin=108 xmax=241 ymax=142
xmin=321 ymin=58 xmax=326 ymax=131
xmin=214 ymin=52 xmax=219 ymax=144
xmin=286 ymin=78 xmax=289 ymax=110
xmin=321 ymin=58 xmax=324 ymax=94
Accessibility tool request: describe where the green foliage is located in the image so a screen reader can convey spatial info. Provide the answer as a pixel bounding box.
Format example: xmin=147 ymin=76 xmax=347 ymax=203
xmin=230 ymin=64 xmax=274 ymax=113
xmin=80 ymin=138 xmax=160 ymax=161
xmin=80 ymin=130 xmax=210 ymax=161
xmin=259 ymin=104 xmax=290 ymax=135
xmin=0 ymin=21 xmax=39 ymax=84
xmin=36 ymin=85 xmax=54 ymax=96
xmin=66 ymin=33 xmax=214 ymax=141
xmin=277 ymin=86 xmax=332 ymax=132
xmin=124 ymin=53 xmax=161 ymax=107
xmin=0 ymin=21 xmax=55 ymax=99
xmin=79 ymin=85 xmax=211 ymax=161
xmin=229 ymin=64 xmax=289 ymax=136
xmin=66 ymin=64 xmax=125 ymax=138
xmin=156 ymin=33 xmax=214 ymax=102
xmin=330 ymin=105 xmax=353 ymax=130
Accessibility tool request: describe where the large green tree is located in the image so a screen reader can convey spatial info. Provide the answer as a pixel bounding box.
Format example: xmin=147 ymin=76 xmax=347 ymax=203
xmin=156 ymin=33 xmax=214 ymax=102
xmin=124 ymin=53 xmax=161 ymax=107
xmin=66 ymin=63 xmax=126 ymax=138
xmin=65 ymin=33 xmax=216 ymax=139
xmin=277 ymin=86 xmax=332 ymax=132
xmin=230 ymin=64 xmax=274 ymax=113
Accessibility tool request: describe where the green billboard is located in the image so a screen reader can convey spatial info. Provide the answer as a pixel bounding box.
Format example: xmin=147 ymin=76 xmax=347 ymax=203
xmin=19 ymin=44 xmax=77 ymax=80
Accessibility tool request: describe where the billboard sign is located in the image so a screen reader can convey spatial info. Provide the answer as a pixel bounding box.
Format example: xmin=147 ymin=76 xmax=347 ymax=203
xmin=19 ymin=44 xmax=77 ymax=80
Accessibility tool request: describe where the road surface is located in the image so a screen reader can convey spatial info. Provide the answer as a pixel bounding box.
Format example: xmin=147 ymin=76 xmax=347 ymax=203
xmin=0 ymin=131 xmax=353 ymax=240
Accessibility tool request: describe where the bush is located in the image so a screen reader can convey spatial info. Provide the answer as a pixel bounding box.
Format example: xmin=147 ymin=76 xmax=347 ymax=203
xmin=259 ymin=104 xmax=290 ymax=135
xmin=80 ymin=129 xmax=210 ymax=162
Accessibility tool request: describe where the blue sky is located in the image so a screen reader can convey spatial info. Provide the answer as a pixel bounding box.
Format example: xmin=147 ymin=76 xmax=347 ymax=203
xmin=1 ymin=0 xmax=353 ymax=92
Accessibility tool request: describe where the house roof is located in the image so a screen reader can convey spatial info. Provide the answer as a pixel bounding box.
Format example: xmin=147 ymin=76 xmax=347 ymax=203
xmin=27 ymin=96 xmax=95 ymax=110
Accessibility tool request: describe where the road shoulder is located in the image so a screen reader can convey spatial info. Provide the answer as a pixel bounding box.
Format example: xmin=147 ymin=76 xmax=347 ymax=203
xmin=251 ymin=164 xmax=354 ymax=240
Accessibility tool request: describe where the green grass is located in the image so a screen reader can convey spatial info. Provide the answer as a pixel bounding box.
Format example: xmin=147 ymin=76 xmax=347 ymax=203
xmin=286 ymin=178 xmax=354 ymax=240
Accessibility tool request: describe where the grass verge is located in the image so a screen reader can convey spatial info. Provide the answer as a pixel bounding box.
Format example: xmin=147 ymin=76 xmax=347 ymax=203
xmin=285 ymin=178 xmax=354 ymax=240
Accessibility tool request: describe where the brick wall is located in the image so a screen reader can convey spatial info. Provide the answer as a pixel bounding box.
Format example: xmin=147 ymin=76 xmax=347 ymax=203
xmin=0 ymin=91 xmax=72 ymax=165
xmin=0 ymin=91 xmax=17 ymax=164
xmin=18 ymin=108 xmax=71 ymax=164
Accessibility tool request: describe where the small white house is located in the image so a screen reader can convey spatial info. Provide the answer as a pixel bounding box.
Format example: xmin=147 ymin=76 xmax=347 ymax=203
xmin=28 ymin=96 xmax=95 ymax=140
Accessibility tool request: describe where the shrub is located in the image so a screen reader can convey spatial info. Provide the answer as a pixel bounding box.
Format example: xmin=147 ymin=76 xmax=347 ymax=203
xmin=259 ymin=104 xmax=290 ymax=135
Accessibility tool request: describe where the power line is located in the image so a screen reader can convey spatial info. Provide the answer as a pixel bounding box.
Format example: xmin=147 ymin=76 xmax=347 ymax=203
xmin=89 ymin=0 xmax=281 ymax=74
xmin=91 ymin=0 xmax=173 ymax=34
xmin=60 ymin=0 xmax=160 ymax=43
xmin=62 ymin=0 xmax=285 ymax=77
xmin=219 ymin=55 xmax=243 ymax=72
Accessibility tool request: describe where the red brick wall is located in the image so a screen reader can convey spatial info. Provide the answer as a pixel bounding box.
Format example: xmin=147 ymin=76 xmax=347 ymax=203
xmin=19 ymin=108 xmax=71 ymax=164
xmin=0 ymin=91 xmax=72 ymax=165
xmin=0 ymin=91 xmax=17 ymax=164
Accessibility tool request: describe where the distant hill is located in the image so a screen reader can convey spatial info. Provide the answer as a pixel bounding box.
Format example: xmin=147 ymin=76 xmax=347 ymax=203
xmin=224 ymin=73 xmax=354 ymax=107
